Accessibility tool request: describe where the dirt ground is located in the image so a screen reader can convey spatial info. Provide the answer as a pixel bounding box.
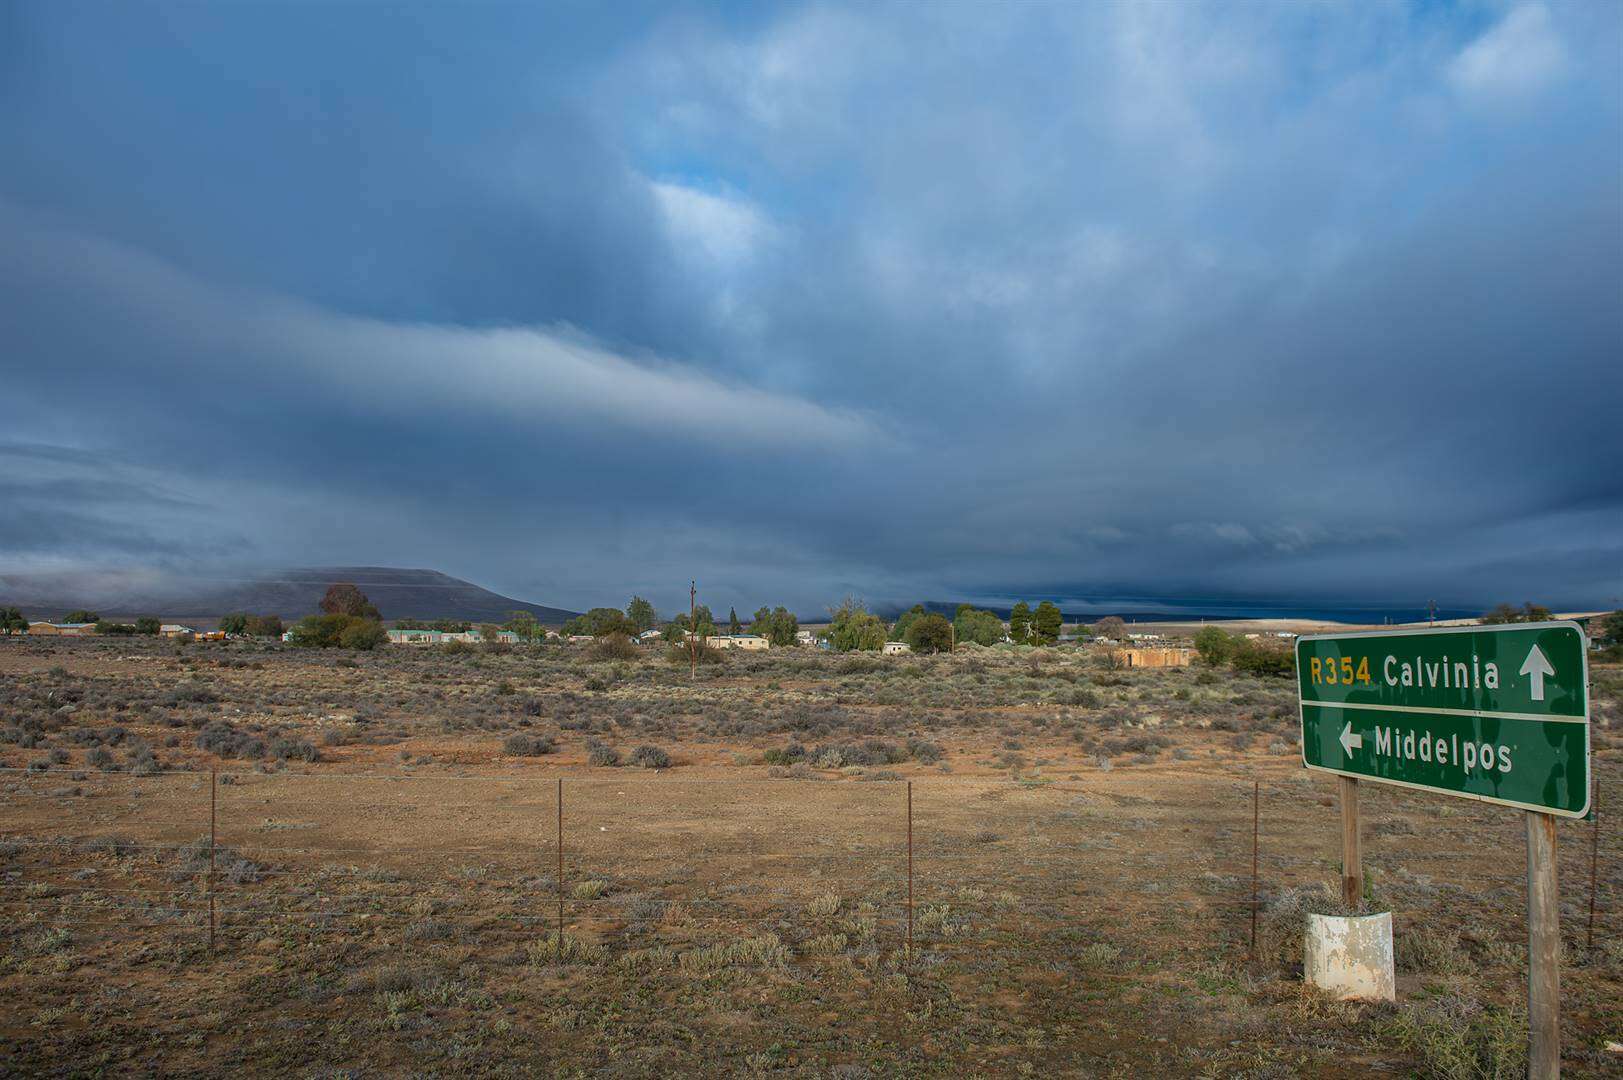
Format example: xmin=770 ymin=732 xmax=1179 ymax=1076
xmin=0 ymin=636 xmax=1618 ymax=1077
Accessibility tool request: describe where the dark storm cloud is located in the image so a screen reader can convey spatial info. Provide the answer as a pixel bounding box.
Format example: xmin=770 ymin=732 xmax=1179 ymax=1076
xmin=1 ymin=1 xmax=1619 ymax=616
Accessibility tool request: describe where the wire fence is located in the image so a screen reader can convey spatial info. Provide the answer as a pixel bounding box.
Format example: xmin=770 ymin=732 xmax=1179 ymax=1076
xmin=0 ymin=766 xmax=1611 ymax=971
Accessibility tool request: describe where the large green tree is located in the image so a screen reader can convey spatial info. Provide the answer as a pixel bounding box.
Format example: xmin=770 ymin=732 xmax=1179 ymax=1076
xmin=63 ymin=610 xmax=99 ymax=624
xmin=953 ymin=606 xmax=1004 ymax=646
xmin=728 ymin=607 xmax=742 ymax=635
xmin=891 ymin=604 xmax=928 ymax=642
xmin=1193 ymin=626 xmax=1235 ymax=666
xmin=505 ymin=610 xmax=541 ymax=643
xmin=904 ymin=612 xmax=954 ymax=654
xmin=0 ymin=607 xmax=28 ymax=634
xmin=751 ymin=606 xmax=799 ymax=647
xmin=626 ymin=596 xmax=657 ymax=632
xmin=827 ymin=597 xmax=887 ymax=652
xmin=1032 ymin=601 xmax=1063 ymax=645
xmin=1008 ymin=602 xmax=1032 ymax=645
xmin=290 ymin=614 xmax=385 ymax=650
xmin=219 ymin=612 xmax=249 ymax=636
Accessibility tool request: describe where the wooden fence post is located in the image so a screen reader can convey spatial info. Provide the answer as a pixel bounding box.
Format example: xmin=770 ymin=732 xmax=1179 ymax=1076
xmin=1339 ymin=776 xmax=1361 ymax=909
xmin=1526 ymin=811 xmax=1560 ymax=1079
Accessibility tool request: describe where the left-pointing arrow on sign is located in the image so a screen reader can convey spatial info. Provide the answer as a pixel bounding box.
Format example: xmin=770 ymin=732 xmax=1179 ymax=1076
xmin=1339 ymin=721 xmax=1363 ymax=757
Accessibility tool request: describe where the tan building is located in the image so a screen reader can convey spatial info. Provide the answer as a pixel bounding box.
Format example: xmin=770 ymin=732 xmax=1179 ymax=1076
xmin=27 ymin=622 xmax=96 ymax=636
xmin=707 ymin=634 xmax=770 ymax=651
xmin=882 ymin=640 xmax=912 ymax=655
xmin=1116 ymin=647 xmax=1193 ymax=669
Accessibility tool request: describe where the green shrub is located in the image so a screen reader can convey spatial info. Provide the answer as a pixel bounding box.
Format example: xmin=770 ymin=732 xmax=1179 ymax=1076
xmin=629 ymin=745 xmax=670 ymax=769
xmin=502 ymin=733 xmax=556 ymax=756
xmin=289 ymin=614 xmax=386 ymax=650
xmin=586 ymin=740 xmax=621 ymax=766
xmin=1384 ymin=994 xmax=1525 ymax=1079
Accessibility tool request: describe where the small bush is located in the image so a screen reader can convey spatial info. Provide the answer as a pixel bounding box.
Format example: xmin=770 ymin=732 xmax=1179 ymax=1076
xmin=763 ymin=743 xmax=807 ymax=766
xmin=502 ymin=733 xmax=557 ymax=756
xmin=629 ymin=745 xmax=670 ymax=769
xmin=571 ymin=879 xmax=609 ymax=900
xmin=585 ymin=740 xmax=621 ymax=767
xmin=269 ymin=737 xmax=319 ymax=763
xmin=905 ymin=737 xmax=943 ymax=764
xmin=590 ymin=634 xmax=639 ymax=662
xmin=1384 ymin=994 xmax=1525 ymax=1079
xmin=195 ymin=722 xmax=267 ymax=760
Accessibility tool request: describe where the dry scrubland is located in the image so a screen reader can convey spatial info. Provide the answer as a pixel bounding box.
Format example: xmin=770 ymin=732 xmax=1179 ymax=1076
xmin=0 ymin=636 xmax=1619 ymax=1077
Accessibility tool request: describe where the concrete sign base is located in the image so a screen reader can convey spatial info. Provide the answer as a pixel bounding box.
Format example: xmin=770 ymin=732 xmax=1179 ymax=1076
xmin=1303 ymin=912 xmax=1395 ymax=1002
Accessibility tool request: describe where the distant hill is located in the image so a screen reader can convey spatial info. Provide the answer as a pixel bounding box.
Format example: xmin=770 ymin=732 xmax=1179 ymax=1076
xmin=0 ymin=566 xmax=579 ymax=625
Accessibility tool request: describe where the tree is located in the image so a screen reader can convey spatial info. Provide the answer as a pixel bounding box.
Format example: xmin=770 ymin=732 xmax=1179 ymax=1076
xmin=1032 ymin=601 xmax=1063 ymax=645
xmin=1066 ymin=623 xmax=1093 ymax=642
xmin=94 ymin=620 xmax=137 ymax=635
xmin=339 ymin=619 xmax=388 ymax=650
xmin=1008 ymin=602 xmax=1032 ymax=645
xmin=827 ymin=597 xmax=887 ymax=652
xmin=1482 ymin=602 xmax=1554 ymax=625
xmin=1094 ymin=616 xmax=1126 ymax=640
xmin=1594 ymin=610 xmax=1623 ymax=646
xmin=1193 ymin=626 xmax=1235 ymax=666
xmin=661 ymin=621 xmax=686 ymax=644
xmin=953 ymin=607 xmax=1004 ymax=646
xmin=626 ymin=596 xmax=657 ymax=632
xmin=219 ymin=612 xmax=249 ymax=636
xmin=904 ymin=612 xmax=954 ymax=654
xmin=569 ymin=607 xmax=636 ymax=637
xmin=0 ymin=607 xmax=28 ymax=634
xmin=505 ymin=610 xmax=540 ymax=643
xmin=245 ymin=614 xmax=283 ymax=638
xmin=320 ymin=583 xmax=379 ymax=620
xmin=1231 ymin=639 xmax=1295 ymax=677
xmin=134 ymin=616 xmax=161 ymax=635
xmin=728 ymin=607 xmax=742 ymax=635
xmin=891 ymin=604 xmax=928 ymax=643
xmin=63 ymin=610 xmax=99 ymax=624
xmin=751 ymin=606 xmax=799 ymax=647
xmin=291 ymin=614 xmax=384 ymax=650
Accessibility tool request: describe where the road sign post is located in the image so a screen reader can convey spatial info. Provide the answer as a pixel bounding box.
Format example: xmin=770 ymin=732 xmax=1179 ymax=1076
xmin=1297 ymin=621 xmax=1588 ymax=1078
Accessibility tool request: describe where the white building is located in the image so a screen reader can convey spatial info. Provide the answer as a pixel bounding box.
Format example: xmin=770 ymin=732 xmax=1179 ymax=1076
xmin=882 ymin=641 xmax=911 ymax=655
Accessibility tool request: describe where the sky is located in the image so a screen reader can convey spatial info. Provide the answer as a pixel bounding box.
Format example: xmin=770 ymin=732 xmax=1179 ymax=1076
xmin=2 ymin=0 xmax=1620 ymax=620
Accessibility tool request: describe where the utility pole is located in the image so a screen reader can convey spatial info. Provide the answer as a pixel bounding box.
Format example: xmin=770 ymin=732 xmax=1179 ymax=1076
xmin=1428 ymin=599 xmax=1437 ymax=627
xmin=689 ymin=580 xmax=697 ymax=680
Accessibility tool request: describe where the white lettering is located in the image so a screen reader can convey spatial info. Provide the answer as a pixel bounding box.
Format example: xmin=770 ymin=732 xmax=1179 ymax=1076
xmin=1384 ymin=655 xmax=1398 ymax=687
xmin=1484 ymin=663 xmax=1499 ymax=690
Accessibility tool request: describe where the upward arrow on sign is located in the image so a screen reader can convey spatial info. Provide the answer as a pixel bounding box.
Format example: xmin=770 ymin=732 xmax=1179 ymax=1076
xmin=1519 ymin=644 xmax=1555 ymax=702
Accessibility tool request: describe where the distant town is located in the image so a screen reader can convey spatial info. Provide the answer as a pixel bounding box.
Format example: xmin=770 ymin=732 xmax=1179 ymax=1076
xmin=5 ymin=585 xmax=1618 ymax=668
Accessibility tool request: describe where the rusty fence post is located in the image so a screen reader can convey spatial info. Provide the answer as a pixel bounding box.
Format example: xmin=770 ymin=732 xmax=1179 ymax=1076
xmin=556 ymin=777 xmax=564 ymax=961
xmin=1250 ymin=779 xmax=1259 ymax=961
xmin=209 ymin=766 xmax=217 ymax=951
xmin=906 ymin=780 xmax=914 ymax=957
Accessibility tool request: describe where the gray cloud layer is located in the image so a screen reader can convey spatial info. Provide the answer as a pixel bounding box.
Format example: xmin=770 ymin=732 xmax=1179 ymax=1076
xmin=2 ymin=1 xmax=1619 ymax=617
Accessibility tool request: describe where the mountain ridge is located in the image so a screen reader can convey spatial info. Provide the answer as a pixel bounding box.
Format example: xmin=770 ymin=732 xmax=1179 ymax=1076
xmin=0 ymin=566 xmax=579 ymax=625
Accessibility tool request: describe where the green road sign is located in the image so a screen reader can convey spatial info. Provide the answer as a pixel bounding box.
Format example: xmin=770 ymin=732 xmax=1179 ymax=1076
xmin=1297 ymin=622 xmax=1589 ymax=817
